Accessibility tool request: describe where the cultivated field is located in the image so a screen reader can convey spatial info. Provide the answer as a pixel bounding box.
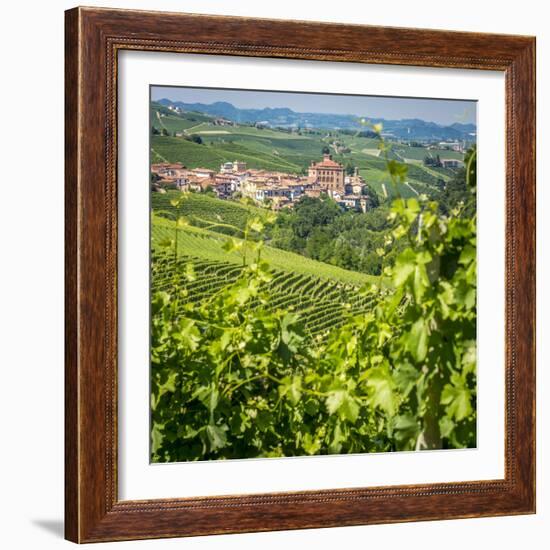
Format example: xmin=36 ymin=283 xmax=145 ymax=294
xmin=151 ymin=192 xmax=377 ymax=339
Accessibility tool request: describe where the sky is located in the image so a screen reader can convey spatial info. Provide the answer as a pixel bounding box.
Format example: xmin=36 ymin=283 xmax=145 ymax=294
xmin=151 ymin=86 xmax=476 ymax=126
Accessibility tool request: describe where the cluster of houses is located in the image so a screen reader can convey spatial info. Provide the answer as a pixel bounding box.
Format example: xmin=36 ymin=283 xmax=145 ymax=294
xmin=151 ymin=153 xmax=373 ymax=212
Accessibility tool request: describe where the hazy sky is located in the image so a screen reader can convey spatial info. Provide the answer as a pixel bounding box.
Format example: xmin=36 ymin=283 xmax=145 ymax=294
xmin=151 ymin=86 xmax=476 ymax=126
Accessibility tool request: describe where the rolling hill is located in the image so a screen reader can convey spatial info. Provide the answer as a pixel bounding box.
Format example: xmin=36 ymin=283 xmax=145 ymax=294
xmin=156 ymin=98 xmax=476 ymax=141
xmin=151 ymin=192 xmax=379 ymax=339
xmin=150 ymin=102 xmax=463 ymax=202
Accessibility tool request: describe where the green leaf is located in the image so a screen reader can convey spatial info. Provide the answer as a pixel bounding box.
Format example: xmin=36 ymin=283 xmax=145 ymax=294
xmin=458 ymin=244 xmax=476 ymax=265
xmin=219 ymin=330 xmax=232 ymax=351
xmin=304 ymin=399 xmax=319 ymax=417
xmin=248 ymin=217 xmax=264 ymax=233
xmin=326 ymin=390 xmax=345 ymax=415
xmin=151 ymin=423 xmax=164 ymax=454
xmin=393 ymin=363 xmax=419 ymax=397
xmin=393 ymin=249 xmax=416 ymax=287
xmin=339 ymin=395 xmax=360 ymax=423
xmin=364 ymin=366 xmax=397 ymax=416
xmin=393 ymin=414 xmax=419 ymax=445
xmin=387 ymin=160 xmax=408 ymax=182
xmin=221 ymin=238 xmax=243 ymax=253
xmin=206 ymin=424 xmax=227 ymax=451
xmin=178 ymin=318 xmax=201 ymax=351
xmin=279 ymin=375 xmax=302 ymax=406
xmin=328 ymin=422 xmax=345 ymax=453
xmin=441 ymin=378 xmax=473 ymax=421
xmin=406 ymin=318 xmax=428 ymax=363
xmin=184 ymin=263 xmax=196 ymax=282
xmin=325 ymin=390 xmax=359 ymax=423
xmin=302 ymin=432 xmax=322 ymax=455
xmin=413 ymin=262 xmax=430 ymax=302
xmin=439 ymin=416 xmax=455 ymax=439
xmin=277 ymin=313 xmax=305 ymax=362
xmin=208 ymin=385 xmax=219 ymax=414
xmin=157 ymin=238 xmax=174 ymax=249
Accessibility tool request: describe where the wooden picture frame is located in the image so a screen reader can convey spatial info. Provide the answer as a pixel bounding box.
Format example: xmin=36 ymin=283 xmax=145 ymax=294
xmin=65 ymin=6 xmax=536 ymax=543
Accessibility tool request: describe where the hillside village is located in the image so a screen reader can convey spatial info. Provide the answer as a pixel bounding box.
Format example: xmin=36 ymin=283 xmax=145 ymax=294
xmin=150 ymin=98 xmax=471 ymax=212
xmin=152 ymin=153 xmax=380 ymax=212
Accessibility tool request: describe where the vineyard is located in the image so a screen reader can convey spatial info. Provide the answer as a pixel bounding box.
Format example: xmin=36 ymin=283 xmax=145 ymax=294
xmin=152 ymin=253 xmax=375 ymax=339
xmin=152 ymin=191 xmax=269 ymax=236
xmin=151 ymin=191 xmax=378 ymax=339
xmin=152 ymin=214 xmax=375 ymax=285
xmin=150 ymin=193 xmax=478 ymax=462
xmin=149 ymin=110 xmax=477 ymax=463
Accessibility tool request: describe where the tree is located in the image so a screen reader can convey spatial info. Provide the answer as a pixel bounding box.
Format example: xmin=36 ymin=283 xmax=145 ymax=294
xmin=361 ymin=184 xmax=380 ymax=208
xmin=161 ymin=128 xmax=169 ymax=137
xmin=439 ymin=146 xmax=476 ymax=217
xmin=322 ymin=146 xmax=330 ymax=155
xmin=151 ymin=126 xmax=160 ymax=135
xmin=190 ymin=134 xmax=203 ymax=145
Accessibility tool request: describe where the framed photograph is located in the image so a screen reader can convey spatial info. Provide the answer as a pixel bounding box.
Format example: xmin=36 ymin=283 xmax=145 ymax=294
xmin=65 ymin=7 xmax=536 ymax=543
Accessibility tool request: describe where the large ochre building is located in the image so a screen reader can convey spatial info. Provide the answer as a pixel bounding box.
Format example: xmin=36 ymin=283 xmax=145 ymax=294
xmin=308 ymin=153 xmax=345 ymax=194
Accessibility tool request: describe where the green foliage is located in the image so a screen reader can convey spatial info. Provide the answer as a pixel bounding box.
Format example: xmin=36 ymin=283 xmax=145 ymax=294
xmin=439 ymin=146 xmax=477 ymax=218
xmin=271 ymin=197 xmax=400 ymax=276
xmin=150 ymin=119 xmax=476 ymax=462
xmin=150 ymin=180 xmax=477 ymax=461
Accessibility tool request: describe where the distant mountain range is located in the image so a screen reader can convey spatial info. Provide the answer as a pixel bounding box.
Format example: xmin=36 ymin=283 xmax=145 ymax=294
xmin=156 ymin=98 xmax=476 ymax=141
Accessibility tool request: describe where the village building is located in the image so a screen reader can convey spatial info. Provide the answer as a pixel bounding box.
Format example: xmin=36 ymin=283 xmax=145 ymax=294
xmin=344 ymin=168 xmax=366 ymax=195
xmin=440 ymin=158 xmax=464 ymax=169
xmin=220 ymin=160 xmax=248 ymax=174
xmin=214 ymin=174 xmax=240 ymax=197
xmin=190 ymin=167 xmax=216 ymax=179
xmin=308 ymin=153 xmax=345 ymax=195
xmin=151 ymin=162 xmax=185 ymax=178
xmin=438 ymin=141 xmax=464 ymax=152
xmin=304 ymin=185 xmax=323 ymax=199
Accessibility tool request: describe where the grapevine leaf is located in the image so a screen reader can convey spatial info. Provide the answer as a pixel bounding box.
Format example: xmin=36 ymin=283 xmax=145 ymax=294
xmin=406 ymin=318 xmax=428 ymax=363
xmin=206 ymin=424 xmax=228 ymax=451
xmin=364 ymin=366 xmax=397 ymax=416
xmin=441 ymin=380 xmax=473 ymax=421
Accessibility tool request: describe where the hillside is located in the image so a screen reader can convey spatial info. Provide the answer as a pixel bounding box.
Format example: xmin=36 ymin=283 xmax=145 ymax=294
xmin=152 ymin=190 xmax=270 ymax=236
xmin=150 ymin=102 xmax=464 ymax=200
xmin=151 ymin=213 xmax=377 ymax=338
xmin=157 ymin=97 xmax=476 ymax=141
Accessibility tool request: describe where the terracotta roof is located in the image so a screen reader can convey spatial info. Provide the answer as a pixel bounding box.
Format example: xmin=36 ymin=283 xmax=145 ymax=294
xmin=312 ymin=160 xmax=342 ymax=168
xmin=310 ymin=154 xmax=343 ymax=169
